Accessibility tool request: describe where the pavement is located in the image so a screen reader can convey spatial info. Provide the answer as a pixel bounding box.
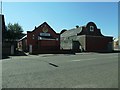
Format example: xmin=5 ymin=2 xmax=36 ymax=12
xmin=2 ymin=52 xmax=119 ymax=88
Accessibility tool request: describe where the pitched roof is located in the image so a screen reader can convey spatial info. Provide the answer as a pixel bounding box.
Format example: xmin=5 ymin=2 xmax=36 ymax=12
xmin=61 ymin=26 xmax=83 ymax=37
xmin=31 ymin=22 xmax=59 ymax=34
xmin=19 ymin=35 xmax=27 ymax=41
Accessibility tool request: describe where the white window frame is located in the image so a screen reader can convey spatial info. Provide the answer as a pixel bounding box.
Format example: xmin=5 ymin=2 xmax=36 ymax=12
xmin=90 ymin=26 xmax=94 ymax=32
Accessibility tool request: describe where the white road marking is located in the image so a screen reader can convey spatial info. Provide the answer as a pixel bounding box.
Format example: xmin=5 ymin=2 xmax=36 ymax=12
xmin=73 ymin=84 xmax=98 ymax=88
xmin=104 ymin=56 xmax=118 ymax=59
xmin=71 ymin=58 xmax=96 ymax=62
xmin=71 ymin=56 xmax=118 ymax=62
xmin=72 ymin=60 xmax=81 ymax=62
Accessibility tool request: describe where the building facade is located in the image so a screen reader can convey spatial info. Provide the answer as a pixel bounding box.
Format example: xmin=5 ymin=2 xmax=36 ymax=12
xmin=20 ymin=22 xmax=60 ymax=54
xmin=61 ymin=22 xmax=113 ymax=52
xmin=1 ymin=14 xmax=12 ymax=57
xmin=18 ymin=35 xmax=27 ymax=52
xmin=114 ymin=37 xmax=120 ymax=50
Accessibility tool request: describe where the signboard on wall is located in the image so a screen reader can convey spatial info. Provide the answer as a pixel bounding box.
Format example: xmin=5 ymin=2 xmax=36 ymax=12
xmin=40 ymin=33 xmax=51 ymax=37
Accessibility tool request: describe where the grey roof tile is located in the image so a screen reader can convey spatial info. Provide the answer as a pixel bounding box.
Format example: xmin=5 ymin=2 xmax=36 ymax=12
xmin=61 ymin=27 xmax=83 ymax=37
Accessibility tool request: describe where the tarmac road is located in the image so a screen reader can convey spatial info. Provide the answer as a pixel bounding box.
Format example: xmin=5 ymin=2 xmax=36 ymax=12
xmin=2 ymin=52 xmax=118 ymax=88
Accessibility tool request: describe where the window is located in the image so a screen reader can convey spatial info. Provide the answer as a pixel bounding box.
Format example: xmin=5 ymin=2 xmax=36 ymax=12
xmin=38 ymin=36 xmax=58 ymax=41
xmin=33 ymin=34 xmax=35 ymax=39
xmin=56 ymin=38 xmax=59 ymax=40
xmin=40 ymin=33 xmax=50 ymax=36
xmin=90 ymin=26 xmax=94 ymax=32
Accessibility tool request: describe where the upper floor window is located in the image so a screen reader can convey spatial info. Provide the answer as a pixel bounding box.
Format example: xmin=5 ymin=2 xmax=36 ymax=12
xmin=90 ymin=26 xmax=94 ymax=32
xmin=33 ymin=34 xmax=35 ymax=39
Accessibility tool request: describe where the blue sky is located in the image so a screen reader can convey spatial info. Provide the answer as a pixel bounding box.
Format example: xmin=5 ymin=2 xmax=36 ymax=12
xmin=2 ymin=2 xmax=118 ymax=38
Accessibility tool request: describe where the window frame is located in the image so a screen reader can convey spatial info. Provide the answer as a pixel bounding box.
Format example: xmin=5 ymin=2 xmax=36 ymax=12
xmin=90 ymin=26 xmax=94 ymax=32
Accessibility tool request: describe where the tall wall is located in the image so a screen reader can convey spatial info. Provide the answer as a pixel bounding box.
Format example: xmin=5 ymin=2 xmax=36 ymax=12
xmin=0 ymin=15 xmax=2 ymax=59
xmin=1 ymin=15 xmax=12 ymax=56
xmin=86 ymin=35 xmax=113 ymax=52
xmin=0 ymin=14 xmax=2 ymax=90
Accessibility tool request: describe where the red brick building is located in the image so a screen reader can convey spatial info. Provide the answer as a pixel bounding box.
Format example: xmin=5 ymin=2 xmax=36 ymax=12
xmin=21 ymin=22 xmax=60 ymax=54
xmin=19 ymin=21 xmax=113 ymax=54
xmin=61 ymin=22 xmax=113 ymax=52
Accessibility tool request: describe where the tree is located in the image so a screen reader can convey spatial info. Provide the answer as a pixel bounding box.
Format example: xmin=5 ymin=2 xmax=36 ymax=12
xmin=5 ymin=23 xmax=25 ymax=41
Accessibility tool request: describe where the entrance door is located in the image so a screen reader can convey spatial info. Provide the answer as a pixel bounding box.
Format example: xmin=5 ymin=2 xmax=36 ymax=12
xmin=11 ymin=45 xmax=14 ymax=55
xmin=108 ymin=42 xmax=113 ymax=52
xmin=72 ymin=41 xmax=80 ymax=51
xmin=29 ymin=45 xmax=32 ymax=53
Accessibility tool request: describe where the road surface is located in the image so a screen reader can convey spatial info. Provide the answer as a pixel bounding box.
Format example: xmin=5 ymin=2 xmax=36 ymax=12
xmin=2 ymin=53 xmax=118 ymax=88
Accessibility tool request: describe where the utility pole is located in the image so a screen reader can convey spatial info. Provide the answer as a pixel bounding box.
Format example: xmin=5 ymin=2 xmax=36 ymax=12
xmin=0 ymin=1 xmax=2 ymax=14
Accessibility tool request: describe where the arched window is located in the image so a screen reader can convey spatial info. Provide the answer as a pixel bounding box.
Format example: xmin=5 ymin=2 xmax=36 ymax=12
xmin=90 ymin=26 xmax=94 ymax=32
